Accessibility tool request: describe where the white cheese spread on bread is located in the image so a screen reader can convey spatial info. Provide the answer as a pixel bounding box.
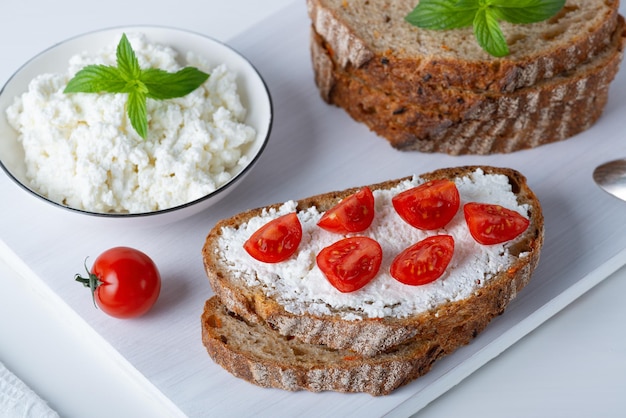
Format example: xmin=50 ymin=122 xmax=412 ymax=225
xmin=216 ymin=168 xmax=531 ymax=320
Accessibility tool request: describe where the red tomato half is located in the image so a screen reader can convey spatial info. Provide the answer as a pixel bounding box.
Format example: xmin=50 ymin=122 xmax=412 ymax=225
xmin=316 ymin=236 xmax=383 ymax=293
xmin=75 ymin=247 xmax=161 ymax=319
xmin=244 ymin=213 xmax=302 ymax=263
xmin=390 ymin=235 xmax=455 ymax=286
xmin=317 ymin=187 xmax=375 ymax=234
xmin=392 ymin=179 xmax=460 ymax=230
xmin=464 ymin=203 xmax=530 ymax=245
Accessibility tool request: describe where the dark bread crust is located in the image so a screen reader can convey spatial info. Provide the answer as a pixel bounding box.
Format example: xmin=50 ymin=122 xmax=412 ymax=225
xmin=203 ymin=296 xmax=451 ymax=396
xmin=202 ymin=166 xmax=544 ymax=357
xmin=312 ymin=23 xmax=625 ymax=121
xmin=307 ymin=0 xmax=621 ymax=92
xmin=311 ymin=18 xmax=626 ymax=154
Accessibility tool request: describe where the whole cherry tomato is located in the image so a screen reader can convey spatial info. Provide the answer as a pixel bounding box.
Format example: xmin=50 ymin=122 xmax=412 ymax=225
xmin=244 ymin=213 xmax=302 ymax=263
xmin=75 ymin=247 xmax=161 ymax=319
xmin=316 ymin=236 xmax=383 ymax=293
xmin=390 ymin=235 xmax=455 ymax=286
xmin=392 ymin=179 xmax=460 ymax=230
xmin=317 ymin=187 xmax=375 ymax=234
xmin=464 ymin=203 xmax=530 ymax=245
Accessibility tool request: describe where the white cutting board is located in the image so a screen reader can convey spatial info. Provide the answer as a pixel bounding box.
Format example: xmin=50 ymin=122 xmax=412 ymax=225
xmin=1 ymin=2 xmax=626 ymax=417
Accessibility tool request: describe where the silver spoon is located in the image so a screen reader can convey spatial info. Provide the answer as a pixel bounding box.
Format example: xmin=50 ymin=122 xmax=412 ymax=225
xmin=593 ymin=159 xmax=626 ymax=201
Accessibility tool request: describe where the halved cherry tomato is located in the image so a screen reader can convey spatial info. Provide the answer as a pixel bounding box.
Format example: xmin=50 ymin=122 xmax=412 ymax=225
xmin=244 ymin=213 xmax=302 ymax=263
xmin=464 ymin=203 xmax=530 ymax=245
xmin=390 ymin=235 xmax=455 ymax=286
xmin=317 ymin=187 xmax=375 ymax=234
xmin=75 ymin=246 xmax=161 ymax=319
xmin=316 ymin=236 xmax=383 ymax=293
xmin=392 ymin=179 xmax=460 ymax=230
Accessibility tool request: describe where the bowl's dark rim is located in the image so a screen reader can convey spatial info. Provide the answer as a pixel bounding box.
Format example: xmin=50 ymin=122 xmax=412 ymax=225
xmin=0 ymin=24 xmax=274 ymax=219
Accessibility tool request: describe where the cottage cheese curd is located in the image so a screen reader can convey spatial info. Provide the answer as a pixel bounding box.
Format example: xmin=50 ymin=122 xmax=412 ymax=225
xmin=5 ymin=33 xmax=256 ymax=213
xmin=216 ymin=169 xmax=532 ymax=320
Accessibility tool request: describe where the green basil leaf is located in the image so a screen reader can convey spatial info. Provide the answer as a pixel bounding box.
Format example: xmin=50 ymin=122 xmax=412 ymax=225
xmin=126 ymin=89 xmax=148 ymax=139
xmin=141 ymin=67 xmax=210 ymax=100
xmin=64 ymin=65 xmax=126 ymax=93
xmin=404 ymin=0 xmax=566 ymax=57
xmin=116 ymin=33 xmax=141 ymax=80
xmin=454 ymin=0 xmax=480 ymax=7
xmin=63 ymin=33 xmax=212 ymax=139
xmin=474 ymin=8 xmax=509 ymax=57
xmin=405 ymin=0 xmax=476 ymax=30
xmin=489 ymin=0 xmax=566 ymax=24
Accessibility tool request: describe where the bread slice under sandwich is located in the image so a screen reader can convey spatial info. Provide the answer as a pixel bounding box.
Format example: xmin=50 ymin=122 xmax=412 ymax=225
xmin=202 ymin=166 xmax=544 ymax=357
xmin=203 ymin=295 xmax=450 ymax=396
xmin=311 ymin=17 xmax=626 ymax=154
xmin=307 ymin=0 xmax=621 ymax=93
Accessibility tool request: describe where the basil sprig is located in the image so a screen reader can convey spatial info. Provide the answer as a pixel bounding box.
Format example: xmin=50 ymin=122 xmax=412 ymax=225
xmin=64 ymin=33 xmax=209 ymax=139
xmin=405 ymin=0 xmax=566 ymax=57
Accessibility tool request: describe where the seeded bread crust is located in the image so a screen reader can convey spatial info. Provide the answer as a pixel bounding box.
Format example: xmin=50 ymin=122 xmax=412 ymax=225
xmin=202 ymin=166 xmax=544 ymax=357
xmin=311 ymin=18 xmax=626 ymax=154
xmin=307 ymin=0 xmax=621 ymax=93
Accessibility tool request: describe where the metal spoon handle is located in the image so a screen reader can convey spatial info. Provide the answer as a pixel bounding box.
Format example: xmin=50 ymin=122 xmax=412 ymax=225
xmin=593 ymin=159 xmax=626 ymax=201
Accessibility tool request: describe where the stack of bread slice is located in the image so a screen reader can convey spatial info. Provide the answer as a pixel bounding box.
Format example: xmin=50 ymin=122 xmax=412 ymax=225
xmin=200 ymin=166 xmax=545 ymax=395
xmin=307 ymin=0 xmax=626 ymax=154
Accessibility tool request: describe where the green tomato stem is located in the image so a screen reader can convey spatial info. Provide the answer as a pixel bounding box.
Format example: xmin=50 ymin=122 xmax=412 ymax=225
xmin=74 ymin=258 xmax=102 ymax=309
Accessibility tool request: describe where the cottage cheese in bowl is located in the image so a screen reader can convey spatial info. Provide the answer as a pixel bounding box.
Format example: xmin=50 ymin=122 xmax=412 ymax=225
xmin=0 ymin=27 xmax=272 ymax=225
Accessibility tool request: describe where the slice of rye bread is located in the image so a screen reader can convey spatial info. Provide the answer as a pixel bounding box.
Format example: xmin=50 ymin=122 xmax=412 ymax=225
xmin=202 ymin=166 xmax=544 ymax=357
xmin=307 ymin=0 xmax=621 ymax=93
xmin=311 ymin=20 xmax=626 ymax=120
xmin=311 ymin=17 xmax=626 ymax=154
xmin=203 ymin=295 xmax=457 ymax=396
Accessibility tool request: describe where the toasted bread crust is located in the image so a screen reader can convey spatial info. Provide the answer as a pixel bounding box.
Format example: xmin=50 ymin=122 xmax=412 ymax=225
xmin=312 ymin=22 xmax=625 ymax=120
xmin=311 ymin=17 xmax=626 ymax=154
xmin=202 ymin=296 xmax=446 ymax=395
xmin=307 ymin=0 xmax=621 ymax=92
xmin=202 ymin=166 xmax=544 ymax=357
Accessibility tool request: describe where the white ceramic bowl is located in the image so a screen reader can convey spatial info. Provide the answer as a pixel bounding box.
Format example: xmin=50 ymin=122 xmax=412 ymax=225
xmin=0 ymin=26 xmax=272 ymax=226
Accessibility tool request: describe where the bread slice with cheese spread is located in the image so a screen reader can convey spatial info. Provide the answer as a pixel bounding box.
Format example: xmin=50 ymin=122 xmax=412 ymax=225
xmin=201 ymin=166 xmax=544 ymax=358
xmin=307 ymin=0 xmax=621 ymax=93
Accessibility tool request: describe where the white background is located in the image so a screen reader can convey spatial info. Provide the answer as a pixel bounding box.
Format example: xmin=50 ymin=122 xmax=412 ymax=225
xmin=1 ymin=1 xmax=625 ymax=417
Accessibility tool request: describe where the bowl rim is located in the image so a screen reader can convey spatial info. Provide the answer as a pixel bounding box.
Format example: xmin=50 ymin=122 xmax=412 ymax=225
xmin=0 ymin=24 xmax=273 ymax=219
